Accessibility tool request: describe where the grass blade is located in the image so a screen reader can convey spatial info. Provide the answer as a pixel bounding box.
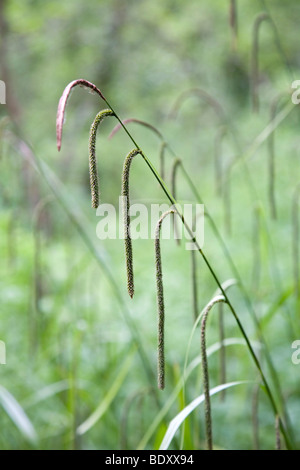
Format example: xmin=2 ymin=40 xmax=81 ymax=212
xmin=77 ymin=347 xmax=135 ymax=436
xmin=159 ymin=381 xmax=250 ymax=450
xmin=0 ymin=385 xmax=37 ymax=444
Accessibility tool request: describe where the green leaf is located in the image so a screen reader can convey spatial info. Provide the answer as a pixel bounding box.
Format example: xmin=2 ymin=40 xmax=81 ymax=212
xmin=159 ymin=381 xmax=250 ymax=450
xmin=0 ymin=385 xmax=37 ymax=444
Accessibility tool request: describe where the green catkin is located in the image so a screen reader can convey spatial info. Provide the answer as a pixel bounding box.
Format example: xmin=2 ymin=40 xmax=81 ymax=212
xmin=121 ymin=149 xmax=143 ymax=298
xmin=251 ymin=13 xmax=270 ymax=113
xmin=200 ymin=296 xmax=226 ymax=450
xmin=89 ymin=109 xmax=114 ymax=208
xmin=155 ymin=209 xmax=176 ymax=390
xmin=171 ymin=158 xmax=181 ymax=245
xmin=275 ymin=415 xmax=281 ymax=450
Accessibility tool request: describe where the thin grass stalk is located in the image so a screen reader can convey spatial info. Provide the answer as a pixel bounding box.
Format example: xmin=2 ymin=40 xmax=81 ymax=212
xmin=56 ymin=80 xmax=294 ymax=449
xmin=160 ymin=141 xmax=167 ymax=181
xmin=223 ymin=160 xmax=233 ymax=236
xmin=200 ymin=296 xmax=226 ymax=450
xmin=7 ymin=210 xmax=17 ymax=268
xmin=121 ymin=149 xmax=143 ymax=298
xmin=120 ymin=388 xmax=150 ymax=449
xmin=89 ymin=109 xmax=114 ymax=208
xmin=218 ymin=302 xmax=226 ymax=401
xmin=109 ymin=118 xmax=166 ymax=182
xmin=32 ymin=196 xmax=53 ymax=352
xmin=268 ymin=93 xmax=288 ymax=219
xmin=252 ymin=205 xmax=261 ymax=293
xmin=155 ymin=209 xmax=176 ymax=390
xmin=258 ymin=0 xmax=294 ymax=81
xmin=171 ymin=158 xmax=181 ymax=245
xmin=251 ymin=13 xmax=270 ymax=113
xmin=252 ymin=383 xmax=260 ymax=450
xmin=214 ymin=126 xmax=226 ymax=196
xmin=268 ymin=98 xmax=277 ymax=219
xmin=109 ymin=117 xmax=163 ymax=147
xmin=229 ymin=0 xmax=238 ymax=51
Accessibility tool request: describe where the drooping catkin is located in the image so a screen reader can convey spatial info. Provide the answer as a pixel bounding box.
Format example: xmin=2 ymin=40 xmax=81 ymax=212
xmin=56 ymin=79 xmax=107 ymax=152
xmin=251 ymin=13 xmax=270 ymax=113
xmin=200 ymin=295 xmax=226 ymax=450
xmin=171 ymin=158 xmax=181 ymax=245
xmin=89 ymin=109 xmax=114 ymax=208
xmin=122 ymin=148 xmax=143 ymax=298
xmin=155 ymin=209 xmax=176 ymax=390
xmin=275 ymin=415 xmax=281 ymax=450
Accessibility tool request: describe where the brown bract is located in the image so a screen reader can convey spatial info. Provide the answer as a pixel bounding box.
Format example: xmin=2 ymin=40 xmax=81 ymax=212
xmin=56 ymin=79 xmax=106 ymax=151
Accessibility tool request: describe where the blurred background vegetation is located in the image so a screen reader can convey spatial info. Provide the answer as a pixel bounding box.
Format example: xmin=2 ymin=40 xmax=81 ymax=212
xmin=0 ymin=0 xmax=300 ymax=450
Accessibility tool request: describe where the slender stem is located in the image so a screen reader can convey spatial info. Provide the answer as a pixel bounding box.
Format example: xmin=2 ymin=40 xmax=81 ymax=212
xmin=171 ymin=158 xmax=181 ymax=245
xmin=292 ymin=184 xmax=300 ymax=301
xmin=251 ymin=13 xmax=270 ymax=113
xmin=252 ymin=205 xmax=261 ymax=293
